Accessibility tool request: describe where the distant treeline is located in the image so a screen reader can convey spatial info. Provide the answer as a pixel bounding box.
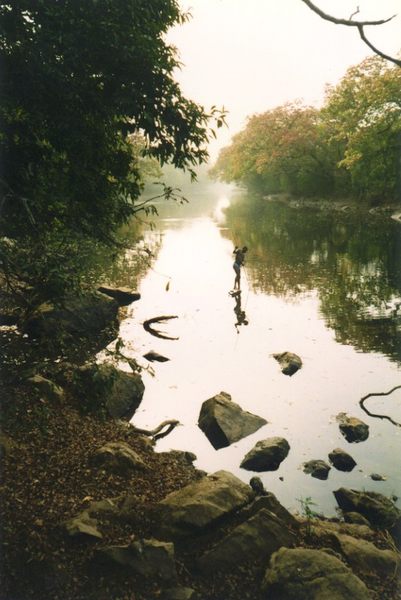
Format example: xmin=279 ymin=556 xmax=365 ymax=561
xmin=210 ymin=56 xmax=401 ymax=203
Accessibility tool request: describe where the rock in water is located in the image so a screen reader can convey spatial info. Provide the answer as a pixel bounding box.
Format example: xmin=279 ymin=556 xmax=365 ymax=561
xmin=143 ymin=350 xmax=170 ymax=362
xmin=303 ymin=459 xmax=331 ymax=480
xmin=334 ymin=488 xmax=401 ymax=531
xmin=240 ymin=437 xmax=290 ymax=472
xmin=336 ymin=414 xmax=369 ymax=443
xmin=273 ymin=351 xmax=302 ymax=376
xmin=198 ymin=391 xmax=267 ymax=449
xmin=328 ymin=448 xmax=357 ymax=472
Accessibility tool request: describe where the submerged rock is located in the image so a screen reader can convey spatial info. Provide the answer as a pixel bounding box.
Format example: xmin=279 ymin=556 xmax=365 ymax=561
xmin=273 ymin=351 xmax=302 ymax=376
xmin=370 ymin=473 xmax=387 ymax=481
xmin=198 ymin=391 xmax=267 ymax=449
xmin=303 ymin=459 xmax=331 ymax=480
xmin=262 ymin=547 xmax=371 ymax=599
xmin=240 ymin=437 xmax=290 ymax=472
xmin=329 ymin=448 xmax=357 ymax=472
xmin=336 ymin=413 xmax=369 ymax=443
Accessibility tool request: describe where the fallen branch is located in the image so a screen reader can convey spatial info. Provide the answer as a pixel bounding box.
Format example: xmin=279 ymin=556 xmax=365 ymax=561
xmin=359 ymin=385 xmax=401 ymax=427
xmin=143 ymin=315 xmax=179 ymax=340
xmin=130 ymin=419 xmax=181 ymax=441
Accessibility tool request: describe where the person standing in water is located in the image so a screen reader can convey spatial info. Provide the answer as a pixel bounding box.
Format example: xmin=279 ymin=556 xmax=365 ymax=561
xmin=232 ymin=245 xmax=248 ymax=291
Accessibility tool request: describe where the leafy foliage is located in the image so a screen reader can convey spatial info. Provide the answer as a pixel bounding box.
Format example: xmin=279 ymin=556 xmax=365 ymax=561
xmin=212 ymin=56 xmax=401 ymax=202
xmin=323 ymin=56 xmax=401 ymax=201
xmin=0 ymin=2 xmax=224 ymax=313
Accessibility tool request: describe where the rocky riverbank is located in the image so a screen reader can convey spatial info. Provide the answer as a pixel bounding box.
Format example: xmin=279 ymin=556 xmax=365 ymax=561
xmin=2 ymin=371 xmax=401 ymax=599
xmin=1 ymin=291 xmax=400 ymax=600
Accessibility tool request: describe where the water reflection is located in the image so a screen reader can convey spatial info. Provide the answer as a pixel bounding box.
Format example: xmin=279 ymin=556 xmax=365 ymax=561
xmin=223 ymin=193 xmax=401 ymax=363
xmin=111 ymin=183 xmax=401 ymax=516
xmin=230 ymin=291 xmax=249 ymax=333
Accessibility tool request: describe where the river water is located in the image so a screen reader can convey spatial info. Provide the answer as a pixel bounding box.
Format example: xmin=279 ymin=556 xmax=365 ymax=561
xmin=113 ymin=180 xmax=401 ymax=516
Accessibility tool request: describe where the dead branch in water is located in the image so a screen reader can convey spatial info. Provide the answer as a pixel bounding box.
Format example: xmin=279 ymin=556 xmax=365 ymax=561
xmin=359 ymin=385 xmax=401 ymax=427
xmin=143 ymin=315 xmax=179 ymax=340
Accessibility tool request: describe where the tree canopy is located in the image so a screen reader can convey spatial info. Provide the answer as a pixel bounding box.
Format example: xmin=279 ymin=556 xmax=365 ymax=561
xmin=0 ymin=1 xmax=223 ymax=312
xmin=211 ymin=56 xmax=401 ymax=202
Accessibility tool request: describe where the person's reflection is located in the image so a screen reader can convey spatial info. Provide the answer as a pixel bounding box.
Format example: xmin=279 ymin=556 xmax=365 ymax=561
xmin=230 ymin=290 xmax=249 ymax=333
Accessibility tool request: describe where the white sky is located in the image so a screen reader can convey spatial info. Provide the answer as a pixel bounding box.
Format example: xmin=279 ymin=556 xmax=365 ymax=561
xmin=167 ymin=0 xmax=401 ymax=160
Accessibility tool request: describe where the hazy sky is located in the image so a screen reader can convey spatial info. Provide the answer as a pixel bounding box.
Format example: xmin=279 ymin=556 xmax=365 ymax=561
xmin=167 ymin=0 xmax=401 ymax=160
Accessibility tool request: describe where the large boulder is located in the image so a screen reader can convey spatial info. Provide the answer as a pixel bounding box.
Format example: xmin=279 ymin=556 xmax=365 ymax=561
xmin=97 ymin=538 xmax=176 ymax=581
xmin=198 ymin=508 xmax=296 ymax=573
xmin=303 ymin=459 xmax=331 ymax=480
xmin=98 ymin=285 xmax=140 ymax=306
xmin=72 ymin=362 xmax=144 ymax=419
xmin=262 ymin=547 xmax=371 ymax=599
xmin=334 ymin=488 xmax=401 ymax=533
xmin=91 ymin=442 xmax=146 ymax=474
xmin=336 ymin=413 xmax=369 ymax=443
xmin=332 ymin=533 xmax=400 ymax=578
xmin=240 ymin=437 xmax=290 ymax=472
xmin=273 ymin=351 xmax=302 ymax=376
xmin=329 ymin=448 xmax=357 ymax=472
xmin=243 ymin=493 xmax=300 ymax=531
xmin=198 ymin=391 xmax=267 ymax=450
xmin=22 ymin=293 xmax=119 ymax=348
xmin=309 ymin=519 xmax=375 ymax=544
xmin=154 ymin=470 xmax=253 ymax=539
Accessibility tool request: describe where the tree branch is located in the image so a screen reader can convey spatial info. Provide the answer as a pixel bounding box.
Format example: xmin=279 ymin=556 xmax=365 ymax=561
xmin=359 ymin=385 xmax=401 ymax=427
xmin=300 ymin=0 xmax=401 ymax=68
xmin=356 ymin=23 xmax=401 ymax=68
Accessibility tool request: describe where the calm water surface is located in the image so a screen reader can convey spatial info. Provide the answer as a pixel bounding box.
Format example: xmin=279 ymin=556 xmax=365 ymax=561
xmin=115 ymin=182 xmax=401 ymax=516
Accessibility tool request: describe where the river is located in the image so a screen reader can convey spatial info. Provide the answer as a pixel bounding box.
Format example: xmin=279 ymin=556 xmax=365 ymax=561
xmin=111 ymin=179 xmax=401 ymax=516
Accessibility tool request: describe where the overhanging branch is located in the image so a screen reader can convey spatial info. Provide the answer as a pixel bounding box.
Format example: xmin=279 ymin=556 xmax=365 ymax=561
xmin=301 ymin=0 xmax=401 ymax=68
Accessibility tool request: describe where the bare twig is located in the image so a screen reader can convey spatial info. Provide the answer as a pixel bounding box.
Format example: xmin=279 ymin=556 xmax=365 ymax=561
xmin=349 ymin=7 xmax=360 ymax=21
xmin=300 ymin=0 xmax=401 ymax=68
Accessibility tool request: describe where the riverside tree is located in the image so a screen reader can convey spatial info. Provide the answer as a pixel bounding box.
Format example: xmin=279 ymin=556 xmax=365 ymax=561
xmin=322 ymin=56 xmax=401 ymax=201
xmin=0 ymin=1 xmax=224 ymax=314
xmin=210 ymin=102 xmax=335 ymax=197
xmin=212 ymin=57 xmax=401 ymax=203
